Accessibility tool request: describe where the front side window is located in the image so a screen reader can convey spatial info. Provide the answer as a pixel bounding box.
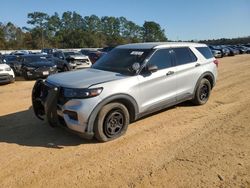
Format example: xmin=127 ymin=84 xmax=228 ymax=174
xmin=92 ymin=48 xmax=152 ymax=75
xmin=173 ymin=47 xmax=197 ymax=66
xmin=147 ymin=49 xmax=173 ymax=70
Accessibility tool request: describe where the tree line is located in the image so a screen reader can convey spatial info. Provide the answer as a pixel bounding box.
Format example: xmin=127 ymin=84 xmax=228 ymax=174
xmin=199 ymin=36 xmax=250 ymax=45
xmin=0 ymin=11 xmax=167 ymax=50
xmin=1 ymin=11 xmax=249 ymax=50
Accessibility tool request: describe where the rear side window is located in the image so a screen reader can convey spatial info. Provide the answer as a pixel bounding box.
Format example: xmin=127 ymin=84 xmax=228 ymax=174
xmin=196 ymin=47 xmax=213 ymax=59
xmin=147 ymin=49 xmax=173 ymax=70
xmin=173 ymin=47 xmax=197 ymax=66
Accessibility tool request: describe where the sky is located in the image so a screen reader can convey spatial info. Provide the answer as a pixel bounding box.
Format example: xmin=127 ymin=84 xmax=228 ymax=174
xmin=0 ymin=0 xmax=250 ymax=41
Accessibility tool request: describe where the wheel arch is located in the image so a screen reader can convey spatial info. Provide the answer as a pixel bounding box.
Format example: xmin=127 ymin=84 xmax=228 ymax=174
xmin=196 ymin=71 xmax=215 ymax=89
xmin=86 ymin=94 xmax=139 ymax=134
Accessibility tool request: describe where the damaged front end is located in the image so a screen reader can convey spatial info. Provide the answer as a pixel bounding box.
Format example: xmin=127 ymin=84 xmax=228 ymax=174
xmin=32 ymin=79 xmax=95 ymax=139
xmin=32 ymin=79 xmax=60 ymax=127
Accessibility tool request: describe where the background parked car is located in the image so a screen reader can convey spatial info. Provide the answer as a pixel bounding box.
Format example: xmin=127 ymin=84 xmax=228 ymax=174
xmin=80 ymin=49 xmax=106 ymax=64
xmin=19 ymin=54 xmax=57 ymax=80
xmin=1 ymin=55 xmax=22 ymax=75
xmin=211 ymin=49 xmax=222 ymax=58
xmin=234 ymin=46 xmax=248 ymax=54
xmin=209 ymin=45 xmax=227 ymax=57
xmin=10 ymin=50 xmax=30 ymax=56
xmin=41 ymin=48 xmax=57 ymax=55
xmin=229 ymin=47 xmax=240 ymax=56
xmin=0 ymin=62 xmax=15 ymax=84
xmin=52 ymin=50 xmax=92 ymax=71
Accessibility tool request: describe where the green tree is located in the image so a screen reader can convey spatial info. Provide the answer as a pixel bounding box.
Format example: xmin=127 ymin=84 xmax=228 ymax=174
xmin=27 ymin=12 xmax=50 ymax=48
xmin=142 ymin=21 xmax=167 ymax=42
xmin=0 ymin=23 xmax=6 ymax=49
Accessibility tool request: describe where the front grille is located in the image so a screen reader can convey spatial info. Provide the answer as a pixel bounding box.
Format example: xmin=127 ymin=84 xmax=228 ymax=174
xmin=74 ymin=59 xmax=89 ymax=64
xmin=35 ymin=67 xmax=51 ymax=72
xmin=42 ymin=81 xmax=69 ymax=106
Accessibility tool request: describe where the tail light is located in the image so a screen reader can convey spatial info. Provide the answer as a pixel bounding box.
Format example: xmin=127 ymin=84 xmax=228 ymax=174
xmin=213 ymin=59 xmax=219 ymax=67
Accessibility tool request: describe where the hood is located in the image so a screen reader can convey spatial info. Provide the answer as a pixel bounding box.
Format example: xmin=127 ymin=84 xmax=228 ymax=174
xmin=0 ymin=63 xmax=11 ymax=70
xmin=47 ymin=68 xmax=127 ymax=88
xmin=24 ymin=61 xmax=55 ymax=68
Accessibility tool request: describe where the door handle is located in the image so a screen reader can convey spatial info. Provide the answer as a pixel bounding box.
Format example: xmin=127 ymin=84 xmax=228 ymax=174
xmin=166 ymin=71 xmax=174 ymax=76
xmin=195 ymin=63 xmax=201 ymax=67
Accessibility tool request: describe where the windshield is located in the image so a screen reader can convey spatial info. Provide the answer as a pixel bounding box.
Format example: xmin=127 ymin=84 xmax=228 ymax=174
xmin=5 ymin=56 xmax=17 ymax=61
xmin=23 ymin=56 xmax=48 ymax=63
xmin=92 ymin=48 xmax=152 ymax=75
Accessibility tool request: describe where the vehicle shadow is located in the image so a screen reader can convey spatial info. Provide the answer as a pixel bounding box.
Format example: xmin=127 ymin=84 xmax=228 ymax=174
xmin=0 ymin=107 xmax=98 ymax=149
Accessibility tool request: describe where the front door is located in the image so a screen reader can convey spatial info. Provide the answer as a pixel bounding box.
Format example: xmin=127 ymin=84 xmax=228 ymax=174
xmin=137 ymin=48 xmax=177 ymax=113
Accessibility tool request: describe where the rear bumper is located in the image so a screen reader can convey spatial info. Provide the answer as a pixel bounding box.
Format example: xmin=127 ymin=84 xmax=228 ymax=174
xmin=0 ymin=74 xmax=14 ymax=84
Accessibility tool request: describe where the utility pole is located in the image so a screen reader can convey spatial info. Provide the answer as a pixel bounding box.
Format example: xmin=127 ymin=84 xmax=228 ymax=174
xmin=41 ymin=26 xmax=44 ymax=49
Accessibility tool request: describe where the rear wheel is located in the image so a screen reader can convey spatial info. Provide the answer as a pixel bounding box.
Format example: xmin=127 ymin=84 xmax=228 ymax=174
xmin=94 ymin=103 xmax=129 ymax=142
xmin=192 ymin=78 xmax=211 ymax=105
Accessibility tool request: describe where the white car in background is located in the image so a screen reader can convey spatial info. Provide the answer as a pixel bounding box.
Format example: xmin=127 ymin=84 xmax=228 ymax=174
xmin=0 ymin=63 xmax=15 ymax=84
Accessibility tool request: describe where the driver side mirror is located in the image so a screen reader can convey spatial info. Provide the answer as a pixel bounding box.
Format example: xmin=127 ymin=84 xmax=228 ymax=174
xmin=147 ymin=64 xmax=158 ymax=73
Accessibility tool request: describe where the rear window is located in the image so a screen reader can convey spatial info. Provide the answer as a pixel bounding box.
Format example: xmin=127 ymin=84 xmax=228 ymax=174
xmin=196 ymin=47 xmax=213 ymax=59
xmin=173 ymin=47 xmax=197 ymax=66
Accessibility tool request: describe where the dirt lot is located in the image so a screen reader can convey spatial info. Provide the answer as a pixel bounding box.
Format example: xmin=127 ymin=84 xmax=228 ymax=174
xmin=0 ymin=55 xmax=250 ymax=188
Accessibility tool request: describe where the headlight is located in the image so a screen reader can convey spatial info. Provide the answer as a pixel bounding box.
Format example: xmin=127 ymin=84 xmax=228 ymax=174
xmin=5 ymin=67 xmax=11 ymax=71
xmin=63 ymin=87 xmax=103 ymax=98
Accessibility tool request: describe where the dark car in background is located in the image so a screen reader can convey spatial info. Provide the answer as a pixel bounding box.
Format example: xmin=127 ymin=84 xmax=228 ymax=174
xmin=19 ymin=54 xmax=57 ymax=80
xmin=52 ymin=50 xmax=92 ymax=71
xmin=80 ymin=49 xmax=106 ymax=64
xmin=233 ymin=46 xmax=248 ymax=54
xmin=1 ymin=55 xmax=22 ymax=75
xmin=209 ymin=45 xmax=228 ymax=57
xmin=41 ymin=48 xmax=57 ymax=55
xmin=226 ymin=47 xmax=238 ymax=56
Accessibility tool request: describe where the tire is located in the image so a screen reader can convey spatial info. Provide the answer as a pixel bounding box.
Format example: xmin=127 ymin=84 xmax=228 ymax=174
xmin=94 ymin=102 xmax=129 ymax=142
xmin=192 ymin=78 xmax=211 ymax=105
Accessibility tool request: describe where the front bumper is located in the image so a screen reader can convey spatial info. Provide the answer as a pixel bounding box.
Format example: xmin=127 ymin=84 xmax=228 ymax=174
xmin=26 ymin=68 xmax=57 ymax=79
xmin=32 ymin=80 xmax=96 ymax=139
xmin=69 ymin=62 xmax=91 ymax=70
xmin=0 ymin=74 xmax=14 ymax=84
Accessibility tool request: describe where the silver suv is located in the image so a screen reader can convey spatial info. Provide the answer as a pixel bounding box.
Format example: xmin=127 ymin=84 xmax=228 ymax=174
xmin=32 ymin=42 xmax=218 ymax=142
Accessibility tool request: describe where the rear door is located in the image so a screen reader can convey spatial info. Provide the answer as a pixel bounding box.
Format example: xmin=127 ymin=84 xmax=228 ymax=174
xmin=173 ymin=47 xmax=202 ymax=100
xmin=137 ymin=48 xmax=177 ymax=112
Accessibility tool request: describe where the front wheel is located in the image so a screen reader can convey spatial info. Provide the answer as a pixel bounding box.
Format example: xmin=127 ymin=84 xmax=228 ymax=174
xmin=192 ymin=78 xmax=211 ymax=105
xmin=94 ymin=103 xmax=129 ymax=142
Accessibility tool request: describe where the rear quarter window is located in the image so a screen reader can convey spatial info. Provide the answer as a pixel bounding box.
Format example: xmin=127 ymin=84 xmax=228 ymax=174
xmin=173 ymin=47 xmax=197 ymax=66
xmin=196 ymin=47 xmax=214 ymax=59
